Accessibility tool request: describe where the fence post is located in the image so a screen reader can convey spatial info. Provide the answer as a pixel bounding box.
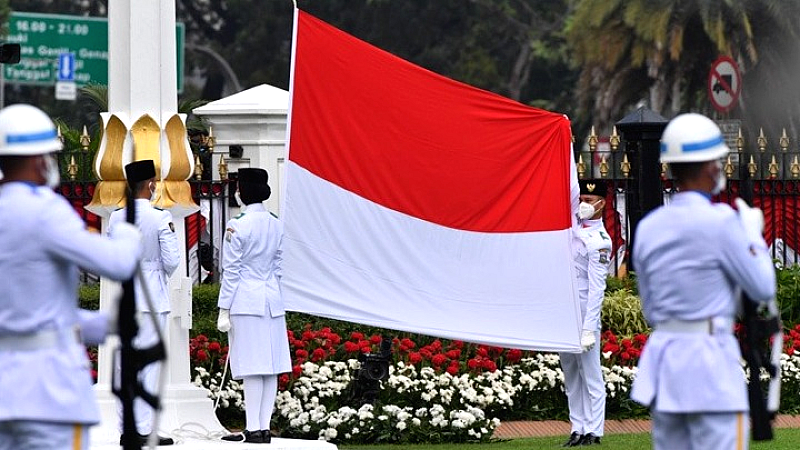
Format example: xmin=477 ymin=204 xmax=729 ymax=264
xmin=615 ymin=107 xmax=668 ymax=272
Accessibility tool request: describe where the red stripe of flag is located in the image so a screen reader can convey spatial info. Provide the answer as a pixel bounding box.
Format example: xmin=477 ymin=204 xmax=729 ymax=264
xmin=289 ymin=10 xmax=573 ymax=233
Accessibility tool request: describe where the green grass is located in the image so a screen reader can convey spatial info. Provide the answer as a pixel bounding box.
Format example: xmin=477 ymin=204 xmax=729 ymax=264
xmin=339 ymin=427 xmax=800 ymax=450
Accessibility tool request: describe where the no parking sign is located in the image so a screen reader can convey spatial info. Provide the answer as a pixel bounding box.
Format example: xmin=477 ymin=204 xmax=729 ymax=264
xmin=708 ymin=56 xmax=741 ymax=113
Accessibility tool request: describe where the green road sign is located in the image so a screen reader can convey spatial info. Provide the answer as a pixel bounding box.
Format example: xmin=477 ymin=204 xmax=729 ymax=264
xmin=5 ymin=12 xmax=184 ymax=92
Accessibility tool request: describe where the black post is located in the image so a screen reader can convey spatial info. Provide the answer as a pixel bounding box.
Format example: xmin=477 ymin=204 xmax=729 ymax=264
xmin=615 ymin=107 xmax=668 ymax=272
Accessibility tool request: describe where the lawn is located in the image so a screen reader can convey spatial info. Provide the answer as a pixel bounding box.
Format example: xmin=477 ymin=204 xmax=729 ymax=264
xmin=340 ymin=427 xmax=800 ymax=449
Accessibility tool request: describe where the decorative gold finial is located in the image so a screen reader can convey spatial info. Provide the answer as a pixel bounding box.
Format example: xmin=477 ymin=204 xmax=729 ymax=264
xmin=599 ymin=154 xmax=609 ymax=178
xmin=736 ymin=128 xmax=744 ymax=152
xmin=621 ymin=154 xmax=631 ymax=178
xmin=780 ymin=128 xmax=790 ymax=151
xmin=80 ymin=125 xmax=91 ymax=150
xmin=67 ymin=155 xmax=78 ymax=180
xmin=769 ymin=155 xmax=779 ymax=178
xmin=724 ymin=155 xmax=734 ymax=178
xmin=748 ymin=155 xmax=757 ymax=177
xmin=791 ymin=156 xmax=800 ymax=178
xmin=577 ymin=154 xmax=586 ymax=179
xmin=661 ymin=162 xmax=668 ymax=178
xmin=588 ymin=126 xmax=598 ymax=152
xmin=207 ymin=126 xmax=216 ymax=152
xmin=218 ymin=156 xmax=228 ymax=180
xmin=758 ymin=128 xmax=767 ymax=152
xmin=194 ymin=154 xmax=203 ymax=180
xmin=609 ymin=126 xmax=620 ymax=151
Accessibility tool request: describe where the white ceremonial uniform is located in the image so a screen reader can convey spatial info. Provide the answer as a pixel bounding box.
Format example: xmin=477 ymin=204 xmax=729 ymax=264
xmin=0 ymin=182 xmax=140 ymax=449
xmin=560 ymin=218 xmax=611 ymax=438
xmin=109 ymin=198 xmax=179 ymax=435
xmin=218 ymin=203 xmax=291 ymax=379
xmin=631 ymin=191 xmax=776 ymax=450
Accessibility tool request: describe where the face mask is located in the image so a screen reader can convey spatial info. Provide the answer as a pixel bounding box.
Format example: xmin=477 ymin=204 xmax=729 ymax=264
xmin=711 ymin=161 xmax=726 ymax=195
xmin=234 ymin=191 xmax=243 ymax=208
xmin=578 ymin=200 xmax=601 ymax=220
xmin=42 ymin=154 xmax=60 ymax=189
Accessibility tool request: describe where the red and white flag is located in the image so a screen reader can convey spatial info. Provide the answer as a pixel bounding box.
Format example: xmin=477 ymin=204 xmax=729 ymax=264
xmin=282 ymin=9 xmax=581 ymax=351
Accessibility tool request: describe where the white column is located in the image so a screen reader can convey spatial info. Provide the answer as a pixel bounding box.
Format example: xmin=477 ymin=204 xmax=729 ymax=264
xmin=92 ymin=1 xmax=222 ymax=445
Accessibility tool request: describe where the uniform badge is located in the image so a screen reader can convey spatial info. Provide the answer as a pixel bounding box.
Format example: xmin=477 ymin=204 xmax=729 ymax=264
xmin=598 ymin=248 xmax=609 ymax=264
xmin=168 ymin=222 xmax=175 ymax=232
xmin=225 ymin=227 xmax=235 ymax=242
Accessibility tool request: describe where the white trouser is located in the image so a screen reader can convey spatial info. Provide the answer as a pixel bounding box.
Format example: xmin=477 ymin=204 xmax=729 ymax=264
xmin=559 ymin=329 xmax=605 ymax=436
xmin=0 ymin=421 xmax=89 ymax=450
xmin=116 ymin=312 xmax=168 ymax=435
xmin=652 ymin=411 xmax=748 ymax=450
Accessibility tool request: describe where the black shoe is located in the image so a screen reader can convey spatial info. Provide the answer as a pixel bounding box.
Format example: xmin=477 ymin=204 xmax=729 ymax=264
xmin=579 ymin=433 xmax=601 ymax=445
xmin=261 ymin=430 xmax=272 ymax=444
xmin=562 ymin=432 xmax=583 ymax=447
xmin=222 ymin=430 xmax=264 ymax=443
xmin=120 ymin=433 xmax=174 ymax=446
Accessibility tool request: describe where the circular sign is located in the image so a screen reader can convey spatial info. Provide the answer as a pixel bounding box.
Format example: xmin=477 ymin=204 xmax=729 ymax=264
xmin=708 ymin=56 xmax=742 ymax=113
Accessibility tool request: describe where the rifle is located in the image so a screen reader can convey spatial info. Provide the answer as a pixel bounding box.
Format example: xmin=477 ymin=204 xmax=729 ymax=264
xmin=112 ymin=190 xmax=168 ymax=450
xmin=738 ymin=177 xmax=782 ymax=441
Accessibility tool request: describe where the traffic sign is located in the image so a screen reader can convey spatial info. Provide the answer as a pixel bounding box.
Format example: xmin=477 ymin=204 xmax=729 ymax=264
xmin=5 ymin=12 xmax=184 ymax=92
xmin=708 ymin=56 xmax=741 ymax=113
xmin=55 ymin=80 xmax=77 ymax=100
xmin=57 ymin=52 xmax=74 ymax=81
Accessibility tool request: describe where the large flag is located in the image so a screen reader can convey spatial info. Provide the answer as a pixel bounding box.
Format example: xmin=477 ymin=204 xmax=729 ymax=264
xmin=282 ymin=9 xmax=581 ymax=352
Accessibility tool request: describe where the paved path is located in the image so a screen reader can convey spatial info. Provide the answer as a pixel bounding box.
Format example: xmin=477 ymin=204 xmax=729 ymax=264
xmin=493 ymin=415 xmax=800 ymax=439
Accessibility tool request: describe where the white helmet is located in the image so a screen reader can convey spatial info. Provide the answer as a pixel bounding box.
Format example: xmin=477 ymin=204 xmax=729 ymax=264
xmin=660 ymin=113 xmax=729 ymax=163
xmin=0 ymin=104 xmax=62 ymax=156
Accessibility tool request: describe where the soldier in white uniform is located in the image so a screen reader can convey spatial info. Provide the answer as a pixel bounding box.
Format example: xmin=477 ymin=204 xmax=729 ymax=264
xmin=0 ymin=104 xmax=141 ymax=450
xmin=631 ymin=113 xmax=776 ymax=450
xmin=559 ymin=179 xmax=611 ymax=447
xmin=109 ymin=160 xmax=179 ymax=446
xmin=218 ymin=168 xmax=292 ymax=444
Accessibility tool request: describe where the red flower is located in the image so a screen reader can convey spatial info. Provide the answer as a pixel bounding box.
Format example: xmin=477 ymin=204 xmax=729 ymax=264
xmin=208 ymin=342 xmax=221 ymax=352
xmin=196 ymin=349 xmax=208 ymax=361
xmin=431 ymin=353 xmax=447 ymax=367
xmin=369 ymin=335 xmax=382 ymax=345
xmin=620 ymin=352 xmax=631 ymax=361
xmin=311 ymin=348 xmax=326 ymax=362
xmin=467 ymin=358 xmax=480 ymax=369
xmin=400 ymin=338 xmax=416 ymax=349
xmin=482 ymin=359 xmax=497 ymax=372
xmin=505 ymin=348 xmax=523 ymax=363
xmin=420 ymin=349 xmax=433 ymax=359
xmin=295 ymin=349 xmax=309 ymax=359
xmin=293 ymin=340 xmax=306 ymax=349
xmin=350 ymin=331 xmax=365 ymax=341
xmin=446 ymin=363 xmax=460 ymax=375
xmin=344 ymin=341 xmax=360 ymax=353
xmin=476 ymin=347 xmax=489 ymax=358
xmin=302 ymin=330 xmax=315 ymax=341
xmin=445 ymin=349 xmax=461 ymax=360
xmin=292 ymin=365 xmax=302 ymax=378
xmin=408 ymin=352 xmax=423 ymax=364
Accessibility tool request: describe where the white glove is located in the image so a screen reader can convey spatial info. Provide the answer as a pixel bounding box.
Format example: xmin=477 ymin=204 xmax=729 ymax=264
xmin=735 ymin=198 xmax=764 ymax=235
xmin=217 ymin=308 xmax=231 ymax=333
xmin=735 ymin=198 xmax=765 ymax=245
xmin=580 ymin=329 xmax=596 ymax=352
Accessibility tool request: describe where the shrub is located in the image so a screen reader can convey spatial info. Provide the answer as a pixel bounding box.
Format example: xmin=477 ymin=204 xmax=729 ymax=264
xmin=601 ymin=289 xmax=650 ymax=337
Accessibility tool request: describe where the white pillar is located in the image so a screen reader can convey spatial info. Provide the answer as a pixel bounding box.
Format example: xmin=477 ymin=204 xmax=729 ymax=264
xmin=91 ymin=1 xmax=222 ymax=445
